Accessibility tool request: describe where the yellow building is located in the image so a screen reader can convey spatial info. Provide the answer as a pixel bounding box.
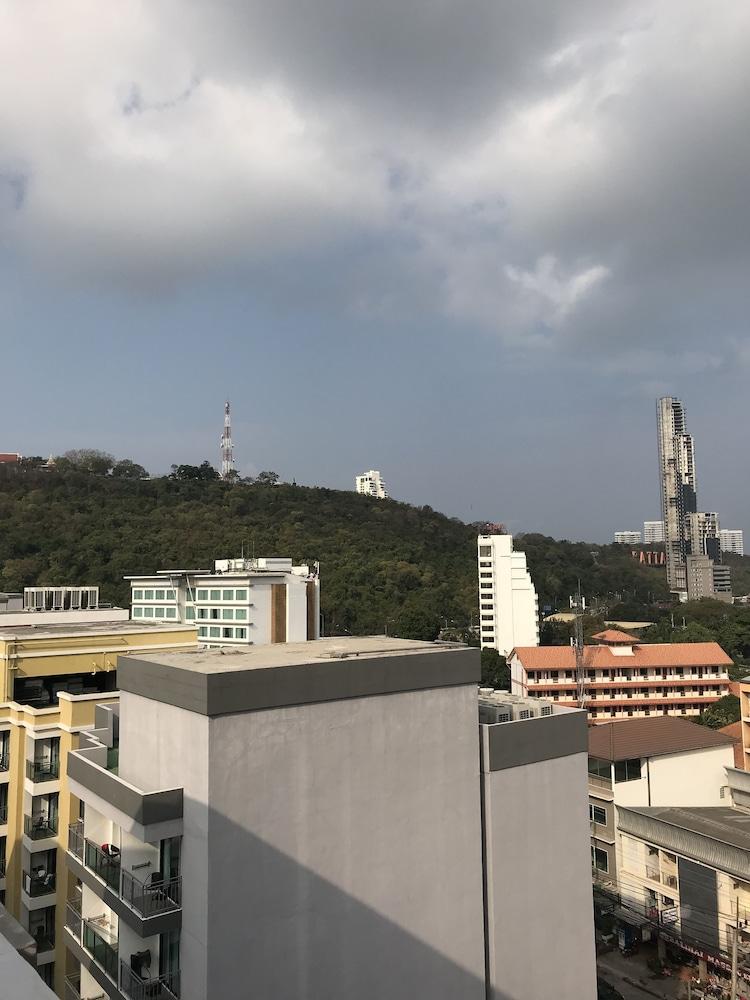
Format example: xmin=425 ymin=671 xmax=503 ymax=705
xmin=0 ymin=621 xmax=197 ymax=997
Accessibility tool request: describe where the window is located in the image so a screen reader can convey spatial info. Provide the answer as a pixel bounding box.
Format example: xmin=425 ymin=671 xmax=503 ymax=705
xmin=479 ymin=546 xmax=491 ymax=557
xmin=481 ymin=615 xmax=494 ymax=621
xmin=591 ymin=847 xmax=609 ymax=873
xmin=480 ymin=573 xmax=492 ymax=579
xmin=222 ymin=609 xmax=234 ymax=620
xmin=589 ymin=804 xmax=607 ymax=825
xmin=197 ymin=608 xmax=208 ymax=620
xmin=588 ymin=757 xmax=610 ymax=780
xmin=223 ymin=628 xmax=233 ymax=638
xmin=209 ymin=627 xmax=220 ymax=638
xmin=166 ymin=608 xmax=177 ymax=619
xmin=479 ymin=562 xmax=492 ymax=568
xmin=235 ymin=627 xmax=246 ymax=639
xmin=133 ymin=606 xmax=143 ymax=617
xmin=234 ymin=609 xmax=247 ymax=621
xmin=614 ymin=758 xmax=642 ymax=783
xmin=197 ymin=589 xmax=208 ymax=601
xmin=154 ymin=607 xmax=165 ymax=618
xmin=185 ymin=607 xmax=195 ymax=620
xmin=480 ymin=583 xmax=493 ymax=590
xmin=167 ymin=590 xmax=176 ymax=601
xmin=144 ymin=589 xmax=154 ymax=600
xmin=210 ymin=589 xmax=221 ymax=601
xmin=235 ymin=589 xmax=247 ymax=601
xmin=155 ymin=589 xmax=165 ymax=600
xmin=223 ymin=590 xmax=234 ymax=601
xmin=210 ymin=609 xmax=220 ymax=620
xmin=144 ymin=607 xmax=154 ymax=618
xmin=481 ymin=604 xmax=493 ymax=610
xmin=198 ymin=627 xmax=208 ymax=638
xmin=132 ymin=589 xmax=143 ymax=600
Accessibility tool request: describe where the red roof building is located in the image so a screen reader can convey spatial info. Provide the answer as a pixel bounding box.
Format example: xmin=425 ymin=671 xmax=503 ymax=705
xmin=0 ymin=453 xmax=20 ymax=464
xmin=509 ymin=629 xmax=732 ymax=721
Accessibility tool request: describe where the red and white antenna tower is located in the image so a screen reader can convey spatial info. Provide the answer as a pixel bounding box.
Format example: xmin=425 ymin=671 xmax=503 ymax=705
xmin=220 ymin=401 xmax=234 ymax=480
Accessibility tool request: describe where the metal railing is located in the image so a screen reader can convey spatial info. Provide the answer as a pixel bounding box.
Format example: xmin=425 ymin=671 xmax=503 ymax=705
xmin=65 ymin=899 xmax=82 ymax=939
xmin=121 ymin=869 xmax=182 ymax=918
xmin=0 ymin=803 xmax=7 ymax=824
xmin=120 ymin=961 xmax=180 ymax=1000
xmin=84 ymin=838 xmax=121 ymax=891
xmin=65 ymin=973 xmax=106 ymax=1000
xmin=0 ymin=751 xmax=9 ymax=772
xmin=26 ymin=758 xmax=60 ymax=783
xmin=24 ymin=813 xmax=58 ymax=840
xmin=23 ymin=869 xmax=56 ymax=897
xmin=68 ymin=821 xmax=84 ymax=860
xmin=83 ymin=920 xmax=119 ymax=981
xmin=0 ymin=859 xmax=5 ymax=878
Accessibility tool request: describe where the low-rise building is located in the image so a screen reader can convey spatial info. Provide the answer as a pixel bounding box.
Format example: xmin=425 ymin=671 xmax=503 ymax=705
xmin=62 ymin=638 xmax=596 ymax=1000
xmin=511 ymin=629 xmax=732 ymax=720
xmin=614 ymin=531 xmax=642 ymax=545
xmin=127 ymin=558 xmax=320 ymax=647
xmin=587 ymin=716 xmax=735 ymax=889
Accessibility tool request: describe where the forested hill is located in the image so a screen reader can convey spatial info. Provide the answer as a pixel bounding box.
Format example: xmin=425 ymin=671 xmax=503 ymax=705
xmin=0 ymin=467 xmax=680 ymax=639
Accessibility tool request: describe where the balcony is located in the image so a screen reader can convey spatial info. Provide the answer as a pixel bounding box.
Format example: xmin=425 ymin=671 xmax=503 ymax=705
xmin=120 ymin=961 xmax=180 ymax=1000
xmin=23 ymin=869 xmax=56 ymax=897
xmin=26 ymin=758 xmax=60 ymax=783
xmin=24 ymin=813 xmax=58 ymax=840
xmin=84 ymin=839 xmax=121 ymax=892
xmin=0 ymin=858 xmax=5 ymax=878
xmin=83 ymin=918 xmax=119 ymax=982
xmin=121 ymin=869 xmax=182 ymax=918
xmin=64 ymin=974 xmax=106 ymax=1000
xmin=0 ymin=804 xmax=7 ymax=824
xmin=65 ymin=898 xmax=83 ymax=940
xmin=0 ymin=751 xmax=8 ymax=772
xmin=69 ymin=820 xmax=84 ymax=860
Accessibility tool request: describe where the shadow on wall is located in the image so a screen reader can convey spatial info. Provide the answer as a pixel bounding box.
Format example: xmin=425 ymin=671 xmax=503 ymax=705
xmin=183 ymin=801 xmax=518 ymax=1000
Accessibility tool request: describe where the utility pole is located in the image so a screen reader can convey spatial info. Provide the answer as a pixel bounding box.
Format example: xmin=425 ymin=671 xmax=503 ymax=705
xmin=731 ymin=895 xmax=739 ymax=1000
xmin=573 ymin=582 xmax=586 ymax=709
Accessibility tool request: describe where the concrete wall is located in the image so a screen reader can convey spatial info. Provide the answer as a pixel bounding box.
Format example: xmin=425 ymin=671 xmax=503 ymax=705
xmin=204 ymin=683 xmax=486 ymax=1000
xmin=483 ymin=750 xmax=597 ymax=1000
xmin=613 ymin=745 xmax=734 ymax=809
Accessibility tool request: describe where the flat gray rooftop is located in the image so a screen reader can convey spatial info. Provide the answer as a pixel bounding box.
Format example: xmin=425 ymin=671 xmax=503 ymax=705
xmin=118 ymin=637 xmax=479 ymax=716
xmin=623 ymin=805 xmax=750 ymax=852
xmin=0 ymin=620 xmax=194 ymax=640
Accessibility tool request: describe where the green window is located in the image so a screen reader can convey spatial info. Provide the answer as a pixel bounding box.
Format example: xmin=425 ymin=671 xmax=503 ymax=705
xmin=234 ymin=589 xmax=247 ymax=601
xmin=197 ymin=589 xmax=208 ymax=601
xmin=222 ymin=609 xmax=233 ymax=620
xmin=133 ymin=607 xmax=143 ymax=617
xmin=132 ymin=589 xmax=143 ymax=600
xmin=144 ymin=607 xmax=154 ymax=618
xmin=197 ymin=608 xmax=208 ymax=620
xmin=235 ymin=627 xmax=246 ymax=639
xmin=223 ymin=589 xmax=234 ymax=601
xmin=210 ymin=589 xmax=221 ymax=601
xmin=144 ymin=589 xmax=154 ymax=600
xmin=155 ymin=589 xmax=165 ymax=600
xmin=166 ymin=607 xmax=177 ymax=619
xmin=222 ymin=627 xmax=233 ymax=639
xmin=185 ymin=607 xmax=195 ymax=620
xmin=198 ymin=626 xmax=208 ymax=638
xmin=234 ymin=609 xmax=247 ymax=621
xmin=209 ymin=626 xmax=220 ymax=638
xmin=167 ymin=590 xmax=176 ymax=600
xmin=154 ymin=607 xmax=165 ymax=618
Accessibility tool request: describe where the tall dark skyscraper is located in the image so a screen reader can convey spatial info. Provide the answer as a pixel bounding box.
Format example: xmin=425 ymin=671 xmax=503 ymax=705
xmin=657 ymin=397 xmax=697 ymax=595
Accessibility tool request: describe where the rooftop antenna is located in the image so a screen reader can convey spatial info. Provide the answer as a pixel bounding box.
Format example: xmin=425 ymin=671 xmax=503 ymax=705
xmin=220 ymin=400 xmax=235 ymax=481
xmin=573 ymin=581 xmax=586 ymax=709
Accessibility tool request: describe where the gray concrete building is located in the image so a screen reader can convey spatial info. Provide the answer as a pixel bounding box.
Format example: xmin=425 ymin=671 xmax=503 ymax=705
xmin=62 ymin=638 xmax=596 ymax=1000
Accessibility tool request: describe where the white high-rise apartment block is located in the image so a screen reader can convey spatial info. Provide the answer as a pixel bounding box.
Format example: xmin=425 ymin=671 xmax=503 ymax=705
xmin=643 ymin=520 xmax=665 ymax=544
xmin=477 ymin=534 xmax=539 ymax=657
xmin=720 ymin=529 xmax=744 ymax=556
xmin=688 ymin=511 xmax=721 ymax=562
xmin=127 ymin=558 xmax=320 ymax=647
xmin=613 ymin=531 xmax=642 ymax=545
xmin=355 ymin=470 xmax=388 ymax=499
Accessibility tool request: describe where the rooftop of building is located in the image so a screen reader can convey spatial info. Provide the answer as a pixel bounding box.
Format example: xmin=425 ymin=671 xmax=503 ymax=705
xmin=591 ymin=629 xmax=640 ymax=644
xmin=588 ymin=715 xmax=735 ymax=761
xmin=621 ymin=805 xmax=750 ymax=854
xmin=512 ymin=640 xmax=732 ymax=668
xmin=0 ymin=619 xmax=194 ymax=640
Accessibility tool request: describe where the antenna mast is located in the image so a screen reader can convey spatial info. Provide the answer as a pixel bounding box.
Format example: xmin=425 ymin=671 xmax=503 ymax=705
xmin=573 ymin=583 xmax=586 ymax=709
xmin=220 ymin=400 xmax=235 ymax=481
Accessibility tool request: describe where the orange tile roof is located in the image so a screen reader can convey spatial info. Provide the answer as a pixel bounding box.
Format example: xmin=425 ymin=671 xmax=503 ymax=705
xmin=512 ymin=642 xmax=732 ymax=669
xmin=592 ymin=629 xmax=640 ymax=644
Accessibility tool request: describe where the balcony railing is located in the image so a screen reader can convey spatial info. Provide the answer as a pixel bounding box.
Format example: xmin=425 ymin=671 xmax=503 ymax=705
xmin=26 ymin=759 xmax=60 ymax=783
xmin=0 ymin=858 xmax=5 ymax=878
xmin=0 ymin=805 xmax=6 ymax=824
xmin=83 ymin=920 xmax=119 ymax=981
xmin=121 ymin=869 xmax=182 ymax=918
xmin=69 ymin=821 xmax=84 ymax=860
xmin=65 ymin=975 xmax=106 ymax=1000
xmin=23 ymin=869 xmax=56 ymax=897
xmin=120 ymin=961 xmax=180 ymax=1000
xmin=65 ymin=898 xmax=82 ymax=940
xmin=84 ymin=838 xmax=121 ymax=891
xmin=0 ymin=752 xmax=9 ymax=772
xmin=24 ymin=814 xmax=58 ymax=840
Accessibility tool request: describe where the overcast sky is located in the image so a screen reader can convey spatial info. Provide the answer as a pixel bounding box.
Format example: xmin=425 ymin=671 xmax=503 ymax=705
xmin=1 ymin=0 xmax=748 ymax=541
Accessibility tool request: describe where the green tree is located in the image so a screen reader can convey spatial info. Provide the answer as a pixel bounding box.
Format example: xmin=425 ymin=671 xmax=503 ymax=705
xmin=480 ymin=648 xmax=509 ymax=689
xmin=169 ymin=461 xmax=219 ymax=481
xmin=700 ymin=694 xmax=740 ymax=730
xmin=111 ymin=459 xmax=148 ymax=479
xmin=255 ymin=470 xmax=280 ymax=486
xmin=59 ymin=449 xmax=115 ymax=475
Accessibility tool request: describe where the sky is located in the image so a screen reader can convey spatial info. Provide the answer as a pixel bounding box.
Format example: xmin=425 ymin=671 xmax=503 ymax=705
xmin=1 ymin=0 xmax=749 ymax=542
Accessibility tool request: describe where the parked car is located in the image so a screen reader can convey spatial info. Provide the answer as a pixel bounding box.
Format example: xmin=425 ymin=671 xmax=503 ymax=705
xmin=597 ymin=978 xmax=625 ymax=1000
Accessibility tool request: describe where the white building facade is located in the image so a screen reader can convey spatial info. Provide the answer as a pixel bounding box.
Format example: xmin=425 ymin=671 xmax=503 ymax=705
xmin=477 ymin=534 xmax=539 ymax=657
xmin=127 ymin=558 xmax=320 ymax=647
xmin=614 ymin=531 xmax=642 ymax=545
xmin=644 ymin=521 xmax=665 ymax=544
xmin=720 ymin=529 xmax=744 ymax=556
xmin=355 ymin=470 xmax=388 ymax=499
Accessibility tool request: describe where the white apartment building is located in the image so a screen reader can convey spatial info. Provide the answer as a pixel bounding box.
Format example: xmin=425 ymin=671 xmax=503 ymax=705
xmin=720 ymin=529 xmax=744 ymax=556
xmin=62 ymin=639 xmax=596 ymax=1000
xmin=614 ymin=531 xmax=642 ymax=545
xmin=127 ymin=558 xmax=320 ymax=647
xmin=355 ymin=470 xmax=388 ymax=499
xmin=644 ymin=521 xmax=665 ymax=544
xmin=477 ymin=534 xmax=539 ymax=657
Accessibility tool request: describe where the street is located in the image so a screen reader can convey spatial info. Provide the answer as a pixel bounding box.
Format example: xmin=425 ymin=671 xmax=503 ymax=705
xmin=598 ymin=952 xmax=687 ymax=1000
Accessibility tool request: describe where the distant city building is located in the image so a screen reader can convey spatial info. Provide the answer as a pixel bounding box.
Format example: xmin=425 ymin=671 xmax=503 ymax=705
xmin=712 ymin=563 xmax=733 ymax=599
xmin=643 ymin=520 xmax=665 ymax=544
xmin=355 ymin=470 xmax=388 ymax=499
xmin=657 ymin=397 xmax=697 ymax=595
xmin=127 ymin=557 xmax=321 ymax=646
xmin=477 ymin=533 xmax=539 ymax=657
xmin=62 ymin=638 xmax=596 ymax=1000
xmin=0 ymin=585 xmax=128 ymax=626
xmin=614 ymin=531 xmax=642 ymax=545
xmin=510 ymin=629 xmax=732 ymax=720
xmin=688 ymin=511 xmax=721 ymax=563
xmin=720 ymin=529 xmax=744 ymax=556
xmin=0 ymin=453 xmax=21 ymax=464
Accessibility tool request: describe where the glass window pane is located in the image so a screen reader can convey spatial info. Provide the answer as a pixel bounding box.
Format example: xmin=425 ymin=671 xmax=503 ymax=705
xmin=222 ymin=609 xmax=233 ymax=620
xmin=144 ymin=590 xmax=154 ymax=600
xmin=235 ymin=627 xmax=246 ymax=639
xmin=155 ymin=590 xmax=165 ymax=600
xmin=234 ymin=589 xmax=247 ymax=601
xmin=223 ymin=590 xmax=234 ymax=601
xmin=132 ymin=590 xmax=143 ymax=600
xmin=234 ymin=609 xmax=247 ymax=621
xmin=133 ymin=607 xmax=143 ymax=617
xmin=197 ymin=589 xmax=208 ymax=601
xmin=166 ymin=608 xmax=176 ymax=618
xmin=185 ymin=607 xmax=195 ymax=620
xmin=210 ymin=590 xmax=221 ymax=601
xmin=144 ymin=607 xmax=154 ymax=618
xmin=209 ymin=627 xmax=220 ymax=638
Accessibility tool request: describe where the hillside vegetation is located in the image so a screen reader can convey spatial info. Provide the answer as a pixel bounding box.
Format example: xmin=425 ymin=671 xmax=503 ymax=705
xmin=0 ymin=464 xmax=714 ymax=643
